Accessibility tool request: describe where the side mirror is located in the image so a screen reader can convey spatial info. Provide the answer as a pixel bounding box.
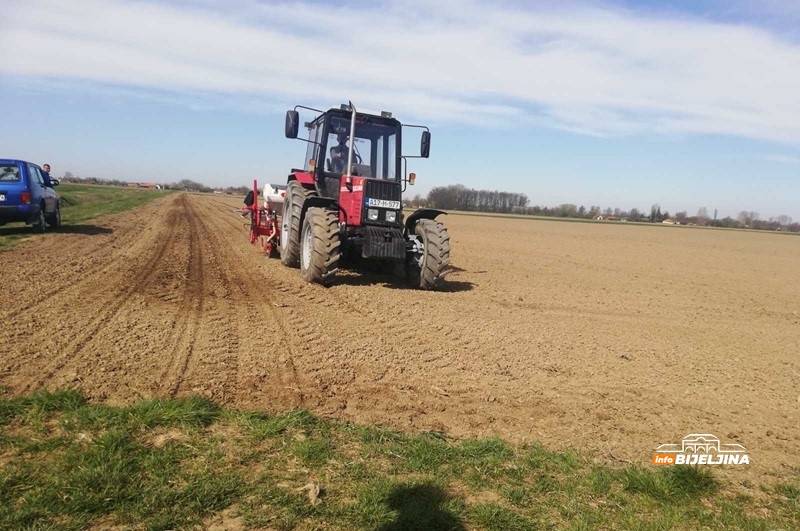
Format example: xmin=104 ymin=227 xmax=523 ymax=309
xmin=285 ymin=110 xmax=299 ymax=139
xmin=420 ymin=131 xmax=431 ymax=158
xmin=408 ymin=173 xmax=416 ymax=185
xmin=50 ymin=179 xmax=60 ymax=187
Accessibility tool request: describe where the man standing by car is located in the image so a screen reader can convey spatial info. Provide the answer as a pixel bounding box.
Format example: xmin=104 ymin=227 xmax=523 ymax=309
xmin=41 ymin=163 xmax=53 ymax=187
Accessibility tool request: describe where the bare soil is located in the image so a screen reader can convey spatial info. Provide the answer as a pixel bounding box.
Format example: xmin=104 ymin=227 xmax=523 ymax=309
xmin=2 ymin=193 xmax=798 ymax=481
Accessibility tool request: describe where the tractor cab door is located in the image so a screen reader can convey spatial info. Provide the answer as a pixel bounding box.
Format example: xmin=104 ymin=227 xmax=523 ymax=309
xmin=297 ymin=117 xmax=334 ymax=199
xmin=320 ymin=116 xmax=362 ymax=201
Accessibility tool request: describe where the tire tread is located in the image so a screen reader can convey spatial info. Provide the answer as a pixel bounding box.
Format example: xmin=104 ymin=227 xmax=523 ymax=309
xmin=414 ymin=219 xmax=450 ymax=289
xmin=280 ymin=181 xmax=311 ymax=267
xmin=300 ymin=207 xmax=341 ymax=285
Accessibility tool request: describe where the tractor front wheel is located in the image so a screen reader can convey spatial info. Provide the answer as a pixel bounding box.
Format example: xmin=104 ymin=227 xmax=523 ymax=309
xmin=300 ymin=207 xmax=341 ymax=285
xmin=280 ymin=181 xmax=311 ymax=267
xmin=409 ymin=219 xmax=450 ymax=289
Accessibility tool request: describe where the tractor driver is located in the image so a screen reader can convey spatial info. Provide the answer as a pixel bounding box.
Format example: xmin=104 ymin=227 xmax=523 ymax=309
xmin=329 ymin=132 xmax=361 ymax=174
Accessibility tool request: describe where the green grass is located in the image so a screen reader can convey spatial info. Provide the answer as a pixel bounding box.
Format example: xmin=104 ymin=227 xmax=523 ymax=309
xmin=56 ymin=184 xmax=173 ymax=225
xmin=0 ymin=183 xmax=174 ymax=249
xmin=0 ymin=390 xmax=797 ymax=530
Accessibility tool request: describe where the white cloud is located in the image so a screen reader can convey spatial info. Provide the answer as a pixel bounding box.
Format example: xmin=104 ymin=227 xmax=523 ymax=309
xmin=762 ymin=153 xmax=800 ymax=164
xmin=3 ymin=0 xmax=800 ymax=142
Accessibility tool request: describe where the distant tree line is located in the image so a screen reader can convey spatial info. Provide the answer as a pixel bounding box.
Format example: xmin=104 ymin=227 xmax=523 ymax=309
xmin=424 ymin=184 xmax=528 ymax=213
xmin=57 ymin=174 xmax=798 ymax=233
xmin=407 ymin=184 xmax=799 ymax=233
xmin=166 ymin=179 xmax=212 ymax=193
xmin=60 ymin=171 xmax=137 ymax=188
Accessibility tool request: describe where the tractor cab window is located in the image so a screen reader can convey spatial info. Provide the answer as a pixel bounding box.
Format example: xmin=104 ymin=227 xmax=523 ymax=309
xmin=326 ymin=118 xmax=369 ymax=176
xmin=375 ymin=132 xmax=396 ymax=182
xmin=325 ymin=116 xmax=399 ymax=180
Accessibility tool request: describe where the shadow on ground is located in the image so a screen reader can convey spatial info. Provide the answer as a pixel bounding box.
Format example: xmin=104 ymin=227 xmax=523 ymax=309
xmin=377 ymin=484 xmax=466 ymax=531
xmin=332 ymin=269 xmax=475 ymax=292
xmin=0 ymin=224 xmax=113 ymax=237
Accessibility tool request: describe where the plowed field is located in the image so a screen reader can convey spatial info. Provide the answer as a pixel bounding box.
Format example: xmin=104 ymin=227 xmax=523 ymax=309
xmin=2 ymin=193 xmax=798 ymax=480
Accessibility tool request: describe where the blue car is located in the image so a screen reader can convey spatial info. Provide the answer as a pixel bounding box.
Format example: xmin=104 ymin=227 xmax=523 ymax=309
xmin=0 ymin=159 xmax=61 ymax=232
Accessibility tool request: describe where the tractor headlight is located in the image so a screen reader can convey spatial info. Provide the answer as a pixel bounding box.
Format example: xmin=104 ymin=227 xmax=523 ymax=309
xmin=368 ymin=209 xmax=379 ymax=221
xmin=385 ymin=210 xmax=397 ymax=223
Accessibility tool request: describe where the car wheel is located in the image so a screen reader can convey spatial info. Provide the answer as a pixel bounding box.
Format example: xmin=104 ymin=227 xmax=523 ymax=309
xmin=32 ymin=207 xmax=47 ymax=233
xmin=47 ymin=203 xmax=62 ymax=229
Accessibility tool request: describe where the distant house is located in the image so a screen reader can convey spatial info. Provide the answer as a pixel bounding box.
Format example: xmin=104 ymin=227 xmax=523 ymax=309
xmin=139 ymin=182 xmax=160 ymax=189
xmin=662 ymin=218 xmax=675 ymax=225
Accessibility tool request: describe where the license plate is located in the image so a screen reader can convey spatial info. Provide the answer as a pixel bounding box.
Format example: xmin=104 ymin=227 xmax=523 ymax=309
xmin=367 ymin=198 xmax=400 ymax=209
xmin=0 ymin=194 xmax=5 ymax=202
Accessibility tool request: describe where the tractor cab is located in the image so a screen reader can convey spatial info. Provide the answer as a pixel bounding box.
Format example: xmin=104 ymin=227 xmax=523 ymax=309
xmin=295 ymin=107 xmax=403 ymax=198
xmin=281 ymin=102 xmax=448 ymax=289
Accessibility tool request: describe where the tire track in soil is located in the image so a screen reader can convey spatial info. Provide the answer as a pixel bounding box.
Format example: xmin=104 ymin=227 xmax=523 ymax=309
xmin=188 ymin=199 xmax=250 ymax=404
xmin=9 ymin=197 xmax=183 ymax=393
xmin=156 ymin=196 xmax=206 ymax=397
xmin=0 ymin=199 xmax=172 ymax=329
xmin=0 ymin=199 xmax=173 ymax=321
xmin=196 ymin=198 xmax=291 ymax=404
xmin=148 ymin=197 xmax=580 ymax=434
xmin=178 ymin=209 xmax=240 ymax=403
xmin=190 ymin=196 xmax=310 ymax=407
xmin=204 ymin=195 xmax=436 ymax=404
xmin=157 ymin=195 xmax=244 ymax=400
xmin=211 ymin=200 xmax=339 ymax=358
xmin=198 ymin=195 xmax=481 ymax=420
xmin=195 ymin=202 xmax=270 ymax=404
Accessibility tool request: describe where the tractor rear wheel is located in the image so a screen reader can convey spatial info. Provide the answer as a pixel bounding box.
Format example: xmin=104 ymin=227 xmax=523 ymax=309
xmin=280 ymin=181 xmax=311 ymax=267
xmin=409 ymin=219 xmax=450 ymax=289
xmin=300 ymin=207 xmax=341 ymax=285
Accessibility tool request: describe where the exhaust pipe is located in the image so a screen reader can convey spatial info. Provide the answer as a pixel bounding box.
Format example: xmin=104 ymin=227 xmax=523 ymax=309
xmin=345 ymin=100 xmax=357 ymax=184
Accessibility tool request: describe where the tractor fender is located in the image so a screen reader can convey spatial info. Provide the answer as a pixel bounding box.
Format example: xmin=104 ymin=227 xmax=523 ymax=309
xmin=300 ymin=197 xmax=339 ymax=230
xmin=405 ymin=208 xmax=447 ymax=236
xmin=288 ymin=170 xmax=315 ymax=186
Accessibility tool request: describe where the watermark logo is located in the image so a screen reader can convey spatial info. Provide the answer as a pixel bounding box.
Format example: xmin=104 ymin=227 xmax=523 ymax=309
xmin=653 ymin=433 xmax=749 ymax=465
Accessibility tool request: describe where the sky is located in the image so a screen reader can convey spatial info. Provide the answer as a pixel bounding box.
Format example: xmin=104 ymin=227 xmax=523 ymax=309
xmin=1 ymin=0 xmax=799 ymax=220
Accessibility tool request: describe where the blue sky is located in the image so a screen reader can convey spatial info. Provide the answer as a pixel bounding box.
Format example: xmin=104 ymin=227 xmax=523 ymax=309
xmin=1 ymin=0 xmax=799 ymax=220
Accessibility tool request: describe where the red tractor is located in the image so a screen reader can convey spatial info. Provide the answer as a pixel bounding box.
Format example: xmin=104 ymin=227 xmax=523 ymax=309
xmin=281 ymin=102 xmax=450 ymax=289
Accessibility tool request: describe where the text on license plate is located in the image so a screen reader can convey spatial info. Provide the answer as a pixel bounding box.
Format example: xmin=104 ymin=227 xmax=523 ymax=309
xmin=367 ymin=198 xmax=400 ymax=209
